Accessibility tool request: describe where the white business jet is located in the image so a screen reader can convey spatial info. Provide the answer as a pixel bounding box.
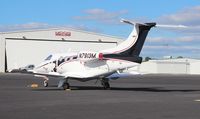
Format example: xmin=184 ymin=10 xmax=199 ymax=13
xmin=32 ymin=19 xmax=156 ymax=90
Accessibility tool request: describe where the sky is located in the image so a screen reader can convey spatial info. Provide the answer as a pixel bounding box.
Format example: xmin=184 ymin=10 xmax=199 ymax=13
xmin=1 ymin=0 xmax=200 ymax=59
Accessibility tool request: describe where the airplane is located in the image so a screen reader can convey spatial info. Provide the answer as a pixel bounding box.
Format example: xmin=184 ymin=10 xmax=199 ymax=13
xmin=31 ymin=19 xmax=156 ymax=90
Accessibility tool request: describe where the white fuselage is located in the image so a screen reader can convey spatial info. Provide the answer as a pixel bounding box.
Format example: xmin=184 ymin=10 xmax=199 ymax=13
xmin=56 ymin=56 xmax=138 ymax=79
xmin=33 ymin=52 xmax=139 ymax=80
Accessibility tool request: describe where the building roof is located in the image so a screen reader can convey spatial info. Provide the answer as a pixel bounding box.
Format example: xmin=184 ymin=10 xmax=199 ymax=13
xmin=150 ymin=58 xmax=200 ymax=63
xmin=0 ymin=27 xmax=123 ymax=40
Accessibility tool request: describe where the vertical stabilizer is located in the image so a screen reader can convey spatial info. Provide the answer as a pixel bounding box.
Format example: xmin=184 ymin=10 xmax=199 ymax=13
xmin=101 ymin=20 xmax=156 ymax=63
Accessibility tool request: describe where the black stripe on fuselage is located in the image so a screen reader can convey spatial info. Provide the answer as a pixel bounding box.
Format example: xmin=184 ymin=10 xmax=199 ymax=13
xmin=103 ymin=54 xmax=142 ymax=63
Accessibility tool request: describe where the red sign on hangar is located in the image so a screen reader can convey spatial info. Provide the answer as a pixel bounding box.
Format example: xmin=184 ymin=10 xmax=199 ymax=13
xmin=55 ymin=31 xmax=71 ymax=36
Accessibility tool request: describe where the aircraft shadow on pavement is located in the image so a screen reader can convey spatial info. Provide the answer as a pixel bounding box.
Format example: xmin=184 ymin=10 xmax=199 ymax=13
xmin=31 ymin=85 xmax=200 ymax=92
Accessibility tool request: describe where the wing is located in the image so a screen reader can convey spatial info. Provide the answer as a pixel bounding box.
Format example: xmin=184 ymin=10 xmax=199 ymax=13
xmin=32 ymin=72 xmax=65 ymax=78
xmin=107 ymin=71 xmax=142 ymax=79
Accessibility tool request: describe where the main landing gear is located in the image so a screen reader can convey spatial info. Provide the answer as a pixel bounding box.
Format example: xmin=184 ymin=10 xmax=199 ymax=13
xmin=62 ymin=81 xmax=70 ymax=90
xmin=101 ymin=78 xmax=110 ymax=89
xmin=58 ymin=78 xmax=70 ymax=90
xmin=43 ymin=79 xmax=70 ymax=90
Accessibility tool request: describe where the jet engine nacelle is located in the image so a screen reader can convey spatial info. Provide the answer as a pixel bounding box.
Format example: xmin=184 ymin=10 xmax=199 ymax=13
xmin=78 ymin=51 xmax=103 ymax=62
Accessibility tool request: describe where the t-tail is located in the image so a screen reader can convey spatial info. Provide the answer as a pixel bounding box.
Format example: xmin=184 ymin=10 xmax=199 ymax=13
xmin=101 ymin=19 xmax=156 ymax=63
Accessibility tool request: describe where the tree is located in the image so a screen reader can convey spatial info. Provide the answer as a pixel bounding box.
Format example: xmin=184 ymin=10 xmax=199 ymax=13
xmin=144 ymin=57 xmax=152 ymax=62
xmin=177 ymin=56 xmax=183 ymax=59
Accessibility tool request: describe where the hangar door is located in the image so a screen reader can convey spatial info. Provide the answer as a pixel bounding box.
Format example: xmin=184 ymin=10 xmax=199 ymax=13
xmin=156 ymin=62 xmax=189 ymax=74
xmin=5 ymin=38 xmax=117 ymax=71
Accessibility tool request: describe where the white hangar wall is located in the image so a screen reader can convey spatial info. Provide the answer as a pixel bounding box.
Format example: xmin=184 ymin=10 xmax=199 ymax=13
xmin=189 ymin=61 xmax=200 ymax=74
xmin=138 ymin=61 xmax=157 ymax=74
xmin=0 ymin=28 xmax=123 ymax=72
xmin=0 ymin=35 xmax=5 ymax=72
xmin=139 ymin=58 xmax=200 ymax=74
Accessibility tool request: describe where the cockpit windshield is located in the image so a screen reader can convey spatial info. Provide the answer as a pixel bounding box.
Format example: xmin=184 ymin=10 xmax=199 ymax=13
xmin=45 ymin=55 xmax=53 ymax=61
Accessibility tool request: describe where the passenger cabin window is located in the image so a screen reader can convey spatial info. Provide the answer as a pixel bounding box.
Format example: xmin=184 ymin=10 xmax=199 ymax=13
xmin=73 ymin=56 xmax=77 ymax=59
xmin=53 ymin=60 xmax=56 ymax=64
xmin=65 ymin=57 xmax=70 ymax=61
xmin=45 ymin=55 xmax=52 ymax=61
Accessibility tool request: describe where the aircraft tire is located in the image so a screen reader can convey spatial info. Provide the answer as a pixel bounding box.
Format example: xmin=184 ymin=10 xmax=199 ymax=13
xmin=43 ymin=81 xmax=48 ymax=87
xmin=104 ymin=82 xmax=110 ymax=90
xmin=63 ymin=83 xmax=70 ymax=90
xmin=101 ymin=80 xmax=110 ymax=90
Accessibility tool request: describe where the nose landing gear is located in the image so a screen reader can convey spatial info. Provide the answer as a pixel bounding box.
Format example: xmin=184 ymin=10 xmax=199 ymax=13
xmin=43 ymin=80 xmax=48 ymax=87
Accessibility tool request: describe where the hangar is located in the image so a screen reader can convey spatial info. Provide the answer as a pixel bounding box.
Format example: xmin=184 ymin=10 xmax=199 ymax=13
xmin=139 ymin=58 xmax=200 ymax=74
xmin=0 ymin=28 xmax=122 ymax=72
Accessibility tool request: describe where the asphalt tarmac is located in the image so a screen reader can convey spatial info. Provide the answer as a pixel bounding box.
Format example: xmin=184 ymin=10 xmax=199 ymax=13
xmin=0 ymin=73 xmax=200 ymax=119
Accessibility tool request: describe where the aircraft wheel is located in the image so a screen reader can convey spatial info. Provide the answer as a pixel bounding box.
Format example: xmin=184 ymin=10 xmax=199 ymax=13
xmin=63 ymin=82 xmax=70 ymax=90
xmin=101 ymin=79 xmax=110 ymax=89
xmin=104 ymin=82 xmax=110 ymax=89
xmin=43 ymin=81 xmax=48 ymax=87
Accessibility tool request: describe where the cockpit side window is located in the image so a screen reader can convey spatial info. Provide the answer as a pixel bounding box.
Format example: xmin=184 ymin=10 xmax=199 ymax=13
xmin=58 ymin=58 xmax=65 ymax=66
xmin=45 ymin=55 xmax=53 ymax=61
